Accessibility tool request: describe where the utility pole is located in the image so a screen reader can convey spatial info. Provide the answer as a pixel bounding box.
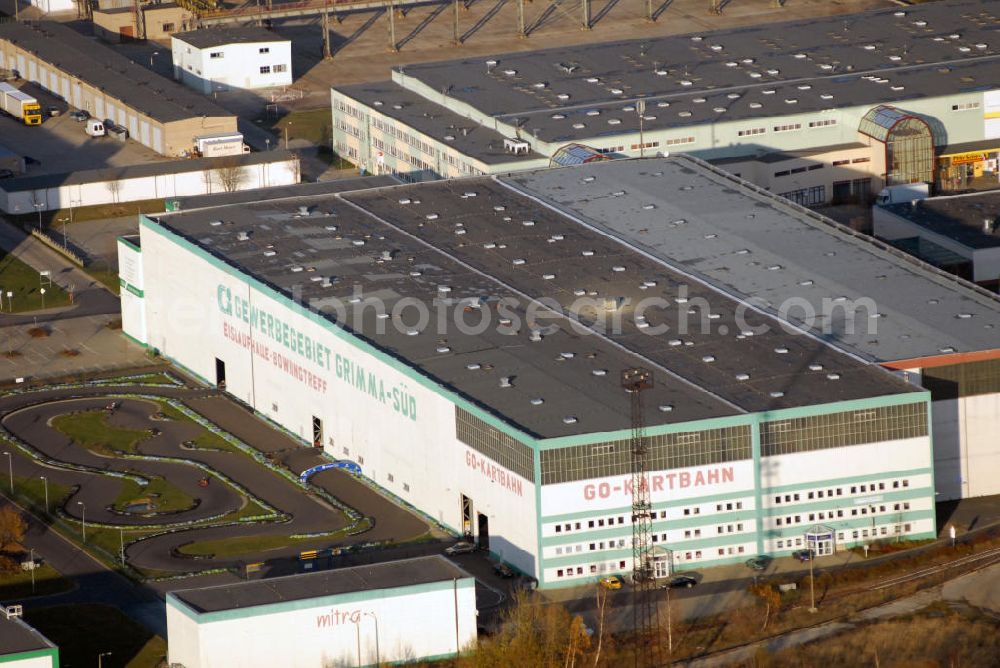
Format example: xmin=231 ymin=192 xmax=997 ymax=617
xmin=322 ymin=3 xmax=332 ymax=60
xmin=452 ymin=0 xmax=461 ymax=45
xmin=636 ymin=100 xmax=646 ymax=158
xmin=582 ymin=0 xmax=590 ymax=30
xmin=387 ymin=3 xmax=398 ymax=52
xmin=517 ymin=0 xmax=526 ymax=38
xmin=623 ymin=368 xmax=660 ymax=668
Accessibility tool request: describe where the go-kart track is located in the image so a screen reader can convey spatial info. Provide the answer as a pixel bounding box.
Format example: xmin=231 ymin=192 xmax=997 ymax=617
xmin=0 ymin=372 xmax=432 ymax=576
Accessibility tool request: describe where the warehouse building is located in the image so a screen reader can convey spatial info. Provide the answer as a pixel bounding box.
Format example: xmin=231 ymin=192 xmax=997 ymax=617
xmin=332 ymin=0 xmax=1000 ymax=201
xmin=166 ymin=556 xmax=477 ymax=668
xmin=172 ymin=27 xmax=292 ymax=95
xmin=0 ymin=605 xmax=59 ymax=668
xmin=874 ymin=191 xmax=1000 ymax=291
xmin=0 ymin=21 xmax=236 ymax=157
xmin=93 ymin=3 xmax=194 ymax=43
xmin=121 ymin=155 xmax=952 ymax=587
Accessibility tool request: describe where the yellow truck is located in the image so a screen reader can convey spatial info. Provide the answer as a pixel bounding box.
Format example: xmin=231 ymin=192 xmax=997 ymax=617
xmin=0 ymin=82 xmax=42 ymax=125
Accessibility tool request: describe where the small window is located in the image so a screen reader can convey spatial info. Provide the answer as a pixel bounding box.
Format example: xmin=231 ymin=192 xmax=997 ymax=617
xmin=259 ymin=47 xmax=270 ymax=53
xmin=696 ymin=550 xmax=702 ymax=558
xmin=162 ymin=22 xmax=175 ymax=31
xmin=387 ymin=473 xmax=394 ymax=482
xmin=589 ymin=543 xmax=596 ymax=551
xmin=555 ymin=525 xmax=562 ymax=533
xmin=808 ymin=492 xmax=815 ymax=500
xmin=683 ymin=508 xmax=691 ymax=516
xmin=832 ymin=159 xmax=850 ymax=166
xmin=817 ymin=491 xmax=824 ymax=498
xmin=402 ymin=483 xmax=409 ymax=492
xmin=852 ymin=157 xmax=870 ymax=164
xmin=776 ymin=518 xmax=783 ymax=526
xmin=618 ymin=517 xmax=625 ymax=524
xmin=575 ymin=522 xmax=581 ymax=530
xmin=837 ymin=488 xmax=843 ymax=496
xmin=793 ymin=494 xmax=800 ymax=501
xmin=598 ymin=519 xmax=605 ymax=527
xmin=210 ymin=51 xmax=224 ymax=59
xmin=260 ymin=65 xmax=271 ymax=74
xmin=557 ymin=569 xmax=564 ymax=577
xmin=903 ymin=480 xmax=909 ymax=488
xmin=777 ymin=540 xmax=784 ymax=549
xmin=737 ymin=502 xmax=743 ymax=510
xmin=904 ymin=523 xmax=912 ymax=532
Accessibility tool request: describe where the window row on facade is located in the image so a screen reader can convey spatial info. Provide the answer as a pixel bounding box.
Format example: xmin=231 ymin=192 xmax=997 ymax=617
xmin=760 ymin=402 xmax=927 ymax=457
xmin=769 ymin=477 xmax=912 ymax=507
xmin=454 ymin=407 xmax=535 ymax=482
xmin=539 ymin=426 xmax=751 ymax=485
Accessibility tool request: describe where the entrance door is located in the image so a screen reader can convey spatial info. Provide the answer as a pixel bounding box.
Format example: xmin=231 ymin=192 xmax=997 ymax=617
xmin=477 ymin=513 xmax=490 ymax=551
xmin=312 ymin=416 xmax=323 ymax=448
xmin=460 ymin=494 xmax=473 ymax=540
xmin=653 ymin=555 xmax=671 ymax=579
xmin=215 ymin=358 xmax=226 ymax=389
xmin=814 ymin=538 xmax=834 ymax=556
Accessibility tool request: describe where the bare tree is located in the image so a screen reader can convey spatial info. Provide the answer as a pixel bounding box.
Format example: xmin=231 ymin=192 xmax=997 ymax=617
xmin=106 ymin=179 xmax=123 ymax=204
xmin=0 ymin=505 xmax=26 ymax=552
xmin=215 ymin=158 xmax=248 ymax=193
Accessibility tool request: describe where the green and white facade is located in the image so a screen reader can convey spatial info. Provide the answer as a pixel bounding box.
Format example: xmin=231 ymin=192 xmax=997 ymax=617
xmin=121 ymin=202 xmax=936 ymax=589
xmin=165 ymin=558 xmax=477 ymax=668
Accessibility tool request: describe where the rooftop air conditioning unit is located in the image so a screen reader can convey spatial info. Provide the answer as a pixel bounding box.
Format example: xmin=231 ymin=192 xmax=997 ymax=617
xmin=504 ymin=138 xmax=531 ymax=155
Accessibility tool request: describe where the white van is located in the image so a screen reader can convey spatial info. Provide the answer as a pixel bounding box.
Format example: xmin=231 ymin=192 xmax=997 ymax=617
xmin=85 ymin=119 xmax=105 ymax=137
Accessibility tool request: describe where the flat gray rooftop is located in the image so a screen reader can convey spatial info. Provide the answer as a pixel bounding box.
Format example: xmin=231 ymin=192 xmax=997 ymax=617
xmin=173 ymin=26 xmax=288 ymax=49
xmin=0 ymin=614 xmax=55 ymax=656
xmin=170 ymin=555 xmax=470 ymax=614
xmin=508 ymin=157 xmax=1000 ymax=365
xmin=385 ymin=0 xmax=1000 ymax=149
xmin=338 ymin=81 xmax=547 ymax=166
xmin=882 ymin=192 xmax=1000 ymax=250
xmin=155 ymin=158 xmax=916 ymax=439
xmin=170 ymin=174 xmax=400 ymax=211
xmin=0 ymin=22 xmax=232 ymax=124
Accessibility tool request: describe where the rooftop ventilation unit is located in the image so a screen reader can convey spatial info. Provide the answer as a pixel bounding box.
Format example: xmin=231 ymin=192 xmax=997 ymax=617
xmin=499 ymin=376 xmax=513 ymax=388
xmin=504 ymin=138 xmax=531 ymax=155
xmin=297 ymin=206 xmax=310 ymax=216
xmin=236 ymin=230 xmax=251 ymax=241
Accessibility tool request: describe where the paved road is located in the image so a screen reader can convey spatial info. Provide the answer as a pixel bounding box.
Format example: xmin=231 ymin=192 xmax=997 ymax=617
xmin=0 ymin=381 xmax=430 ymax=574
xmin=0 ymin=494 xmax=168 ymax=636
xmin=0 ymin=221 xmax=120 ymax=326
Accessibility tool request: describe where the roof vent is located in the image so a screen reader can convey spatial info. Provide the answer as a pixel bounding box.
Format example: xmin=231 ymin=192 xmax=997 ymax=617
xmin=529 ymin=329 xmax=543 ymax=342
xmin=499 ymin=376 xmax=513 ymax=388
xmin=562 ymin=416 xmax=578 ymax=425
xmin=826 ymin=373 xmax=841 ymax=380
xmin=769 ymin=391 xmax=785 ymax=398
xmin=530 ymin=398 xmax=544 ymax=405
xmin=808 ymin=363 xmax=824 ymax=371
xmin=236 ymin=230 xmax=251 ymax=241
xmin=658 ymin=404 xmax=673 ymax=412
xmin=735 ymin=373 xmax=750 ymax=381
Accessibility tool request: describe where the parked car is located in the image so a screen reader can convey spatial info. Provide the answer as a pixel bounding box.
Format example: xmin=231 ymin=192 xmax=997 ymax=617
xmin=745 ymin=556 xmax=772 ymax=571
xmin=444 ymin=541 xmax=476 ymax=556
xmin=660 ymin=575 xmax=698 ymax=589
xmin=791 ymin=549 xmax=813 ymax=562
xmin=598 ymin=575 xmax=624 ymax=590
xmin=0 ymin=169 xmax=14 ymax=179
xmin=69 ymin=109 xmax=89 ymax=122
xmin=494 ymin=562 xmax=514 ymax=578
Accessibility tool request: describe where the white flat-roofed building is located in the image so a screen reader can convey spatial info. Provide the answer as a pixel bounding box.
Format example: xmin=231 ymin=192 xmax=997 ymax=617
xmin=120 ymin=155 xmax=959 ymax=589
xmin=166 ymin=556 xmax=477 ymax=668
xmin=172 ymin=26 xmax=292 ymax=95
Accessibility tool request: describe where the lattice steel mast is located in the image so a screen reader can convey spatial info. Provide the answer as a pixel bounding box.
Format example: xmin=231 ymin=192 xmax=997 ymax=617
xmin=622 ymin=367 xmax=660 ymax=667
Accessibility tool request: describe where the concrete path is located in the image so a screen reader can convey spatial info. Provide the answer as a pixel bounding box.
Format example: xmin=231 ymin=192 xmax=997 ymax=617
xmin=0 ymin=220 xmax=119 ymax=326
xmin=942 ymin=560 xmax=1000 ymax=616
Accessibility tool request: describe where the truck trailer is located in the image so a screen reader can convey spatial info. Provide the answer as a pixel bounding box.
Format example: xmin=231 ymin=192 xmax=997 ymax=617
xmin=0 ymin=83 xmax=41 ymax=126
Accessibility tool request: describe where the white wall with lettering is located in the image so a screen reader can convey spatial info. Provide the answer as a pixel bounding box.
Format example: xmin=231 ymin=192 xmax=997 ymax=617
xmin=140 ymin=222 xmax=539 ymax=576
xmin=540 ymin=460 xmax=755 ymax=516
xmin=167 ymin=581 xmax=477 ymax=668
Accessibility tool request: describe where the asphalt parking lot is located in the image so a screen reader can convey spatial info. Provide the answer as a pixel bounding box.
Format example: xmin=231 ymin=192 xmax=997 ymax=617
xmin=0 ymin=81 xmax=166 ymax=176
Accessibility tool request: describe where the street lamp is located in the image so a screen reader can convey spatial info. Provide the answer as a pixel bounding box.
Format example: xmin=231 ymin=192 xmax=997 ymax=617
xmin=98 ymin=651 xmax=112 ymax=668
xmin=353 ymin=619 xmax=361 ymax=667
xmin=57 ymin=217 xmax=69 ymax=248
xmin=364 ymin=611 xmax=380 ymax=666
xmin=77 ymin=501 xmax=86 ymax=541
xmin=40 ymin=476 xmax=48 ymax=513
xmin=39 ymin=287 xmax=46 ymax=310
xmin=32 ymin=202 xmax=43 ymax=232
xmin=2 ymin=452 xmax=11 ymax=492
xmin=284 ymin=122 xmax=291 ymax=150
xmin=635 ymin=99 xmax=646 ymax=158
xmin=808 ymin=541 xmax=817 ymax=613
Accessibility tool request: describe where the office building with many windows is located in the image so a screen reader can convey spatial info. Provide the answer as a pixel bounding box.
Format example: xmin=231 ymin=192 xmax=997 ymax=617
xmin=332 ymin=0 xmax=1000 ymax=202
xmin=115 ymin=155 xmax=987 ymax=587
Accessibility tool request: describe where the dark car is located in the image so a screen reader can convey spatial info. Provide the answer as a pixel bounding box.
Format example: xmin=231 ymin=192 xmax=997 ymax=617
xmin=69 ymin=109 xmax=89 ymax=122
xmin=0 ymin=169 xmax=14 ymax=179
xmin=661 ymin=575 xmax=698 ymax=589
xmin=745 ymin=556 xmax=772 ymax=571
xmin=791 ymin=549 xmax=813 ymax=562
xmin=444 ymin=541 xmax=476 ymax=556
xmin=494 ymin=562 xmax=514 ymax=578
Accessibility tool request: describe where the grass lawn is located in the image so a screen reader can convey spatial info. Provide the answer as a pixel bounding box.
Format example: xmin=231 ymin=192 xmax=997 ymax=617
xmin=268 ymin=108 xmax=330 ymax=145
xmin=0 ymin=563 xmax=73 ymax=599
xmin=13 ymin=475 xmax=73 ymax=517
xmin=51 ymin=409 xmax=151 ymax=456
xmin=25 ymin=604 xmax=165 ymax=668
xmin=0 ymin=251 xmax=70 ymax=312
xmin=177 ymin=532 xmax=328 ymax=558
xmin=87 ymin=266 xmax=121 ymax=295
xmin=112 ymin=476 xmax=195 ymax=514
xmin=13 ymin=199 xmax=168 ymax=229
